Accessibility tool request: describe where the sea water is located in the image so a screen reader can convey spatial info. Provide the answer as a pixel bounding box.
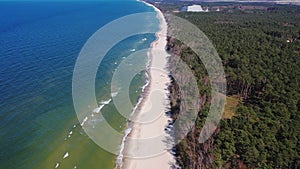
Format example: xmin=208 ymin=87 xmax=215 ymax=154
xmin=0 ymin=1 xmax=159 ymax=169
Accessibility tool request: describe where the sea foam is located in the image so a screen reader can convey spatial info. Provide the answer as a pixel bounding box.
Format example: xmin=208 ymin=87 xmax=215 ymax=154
xmin=63 ymin=152 xmax=69 ymax=159
xmin=55 ymin=163 xmax=59 ymax=168
xmin=80 ymin=117 xmax=88 ymax=126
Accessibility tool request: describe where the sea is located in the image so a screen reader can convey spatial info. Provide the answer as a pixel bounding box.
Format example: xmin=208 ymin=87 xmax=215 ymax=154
xmin=0 ymin=1 xmax=159 ymax=169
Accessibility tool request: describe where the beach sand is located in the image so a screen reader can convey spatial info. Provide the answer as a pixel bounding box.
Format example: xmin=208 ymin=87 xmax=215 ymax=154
xmin=122 ymin=2 xmax=175 ymax=169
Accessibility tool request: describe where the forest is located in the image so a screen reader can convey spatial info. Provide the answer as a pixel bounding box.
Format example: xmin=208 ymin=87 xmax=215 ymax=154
xmin=148 ymin=1 xmax=300 ymax=168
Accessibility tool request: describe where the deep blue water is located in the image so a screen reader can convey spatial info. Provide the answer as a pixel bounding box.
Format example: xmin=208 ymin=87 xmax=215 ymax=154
xmin=0 ymin=1 xmax=158 ymax=169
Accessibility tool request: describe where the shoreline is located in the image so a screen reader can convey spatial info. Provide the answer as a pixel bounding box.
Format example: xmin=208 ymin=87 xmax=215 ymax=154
xmin=120 ymin=1 xmax=175 ymax=169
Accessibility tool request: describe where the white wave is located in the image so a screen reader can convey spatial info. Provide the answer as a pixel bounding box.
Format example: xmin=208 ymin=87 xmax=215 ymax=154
xmin=81 ymin=116 xmax=88 ymax=126
xmin=73 ymin=166 xmax=77 ymax=169
xmin=55 ymin=163 xmax=59 ymax=168
xmin=130 ymin=48 xmax=136 ymax=52
xmin=69 ymin=131 xmax=73 ymax=135
xmin=111 ymin=92 xmax=118 ymax=98
xmin=116 ymin=33 xmax=153 ymax=168
xmin=100 ymin=99 xmax=112 ymax=105
xmin=73 ymin=124 xmax=76 ymax=128
xmin=67 ymin=135 xmax=71 ymax=138
xmin=142 ymin=38 xmax=147 ymax=41
xmin=95 ymin=104 xmax=105 ymax=113
xmin=125 ymin=128 xmax=132 ymax=135
xmin=99 ymin=104 xmax=105 ymax=109
xmin=93 ymin=107 xmax=101 ymax=113
xmin=117 ymin=127 xmax=132 ymax=168
xmin=116 ymin=88 xmax=148 ymax=168
xmin=63 ymin=152 xmax=69 ymax=159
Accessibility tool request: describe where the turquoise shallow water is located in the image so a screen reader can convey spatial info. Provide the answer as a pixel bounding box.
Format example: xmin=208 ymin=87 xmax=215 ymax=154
xmin=0 ymin=1 xmax=159 ymax=169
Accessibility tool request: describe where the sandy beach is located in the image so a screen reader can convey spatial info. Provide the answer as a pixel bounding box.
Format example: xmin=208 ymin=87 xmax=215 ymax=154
xmin=121 ymin=2 xmax=175 ymax=169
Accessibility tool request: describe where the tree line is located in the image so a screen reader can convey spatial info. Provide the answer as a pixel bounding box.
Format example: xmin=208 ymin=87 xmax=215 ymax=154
xmin=158 ymin=2 xmax=300 ymax=169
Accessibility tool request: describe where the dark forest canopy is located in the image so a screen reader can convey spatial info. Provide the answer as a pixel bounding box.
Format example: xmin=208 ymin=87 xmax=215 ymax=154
xmin=147 ymin=1 xmax=300 ymax=168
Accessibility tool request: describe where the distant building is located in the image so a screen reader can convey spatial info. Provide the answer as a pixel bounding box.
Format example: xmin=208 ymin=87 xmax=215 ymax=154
xmin=181 ymin=4 xmax=209 ymax=12
xmin=188 ymin=5 xmax=204 ymax=12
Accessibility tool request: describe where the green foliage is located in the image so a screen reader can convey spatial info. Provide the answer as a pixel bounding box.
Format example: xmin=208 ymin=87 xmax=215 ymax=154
xmin=165 ymin=2 xmax=300 ymax=169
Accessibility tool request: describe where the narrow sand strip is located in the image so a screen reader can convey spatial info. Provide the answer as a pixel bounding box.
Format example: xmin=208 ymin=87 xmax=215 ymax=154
xmin=122 ymin=2 xmax=175 ymax=169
